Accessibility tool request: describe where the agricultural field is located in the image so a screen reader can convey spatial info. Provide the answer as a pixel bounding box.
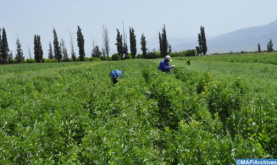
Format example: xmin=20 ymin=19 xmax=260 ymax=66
xmin=0 ymin=54 xmax=277 ymax=164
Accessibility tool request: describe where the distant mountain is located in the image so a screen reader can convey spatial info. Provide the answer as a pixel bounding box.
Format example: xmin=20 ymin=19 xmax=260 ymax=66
xmin=173 ymin=20 xmax=277 ymax=53
xmin=109 ymin=20 xmax=277 ymax=55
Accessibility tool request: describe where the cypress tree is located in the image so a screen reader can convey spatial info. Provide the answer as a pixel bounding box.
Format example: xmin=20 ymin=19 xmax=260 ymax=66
xmin=115 ymin=29 xmax=123 ymax=58
xmin=38 ymin=36 xmax=43 ymax=61
xmin=77 ymin=26 xmax=85 ymax=61
xmin=129 ymin=27 xmax=137 ymax=58
xmin=201 ymin=26 xmax=207 ymax=55
xmin=15 ymin=38 xmax=24 ymax=63
xmin=34 ymin=35 xmax=43 ymax=62
xmin=48 ymin=42 xmax=54 ymax=59
xmin=267 ymin=39 xmax=273 ymax=52
xmin=34 ymin=35 xmax=39 ymax=62
xmin=197 ymin=33 xmax=203 ymax=55
xmin=258 ymin=43 xmax=261 ymax=53
xmin=53 ymin=28 xmax=62 ymax=62
xmin=197 ymin=26 xmax=208 ymax=55
xmin=161 ymin=25 xmax=168 ymax=57
xmin=141 ymin=34 xmax=147 ymax=58
xmin=92 ymin=45 xmax=101 ymax=58
xmin=1 ymin=28 xmax=9 ymax=64
xmin=158 ymin=25 xmax=168 ymax=58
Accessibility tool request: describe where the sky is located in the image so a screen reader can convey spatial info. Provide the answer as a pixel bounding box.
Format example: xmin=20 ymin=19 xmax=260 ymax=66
xmin=1 ymin=0 xmax=277 ymax=58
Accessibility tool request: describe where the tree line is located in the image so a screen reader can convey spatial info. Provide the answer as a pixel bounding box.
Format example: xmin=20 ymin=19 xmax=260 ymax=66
xmin=257 ymin=39 xmax=274 ymax=53
xmin=0 ymin=25 xmax=210 ymax=64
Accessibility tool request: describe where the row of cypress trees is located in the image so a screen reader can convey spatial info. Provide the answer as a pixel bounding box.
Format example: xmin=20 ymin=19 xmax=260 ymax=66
xmin=0 ymin=25 xmax=208 ymax=64
xmin=115 ymin=25 xmax=174 ymax=59
xmin=0 ymin=26 xmax=86 ymax=64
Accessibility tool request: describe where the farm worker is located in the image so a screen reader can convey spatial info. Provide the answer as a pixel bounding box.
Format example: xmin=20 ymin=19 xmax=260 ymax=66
xmin=109 ymin=70 xmax=123 ymax=84
xmin=158 ymin=55 xmax=175 ymax=73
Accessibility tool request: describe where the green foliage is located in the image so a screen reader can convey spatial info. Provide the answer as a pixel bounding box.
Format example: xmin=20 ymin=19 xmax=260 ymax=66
xmin=125 ymin=53 xmax=132 ymax=59
xmin=136 ymin=54 xmax=143 ymax=59
xmin=145 ymin=51 xmax=160 ymax=59
xmin=111 ymin=53 xmax=121 ymax=61
xmin=0 ymin=56 xmax=276 ymax=163
xmin=100 ymin=56 xmax=111 ymax=61
xmin=170 ymin=49 xmax=196 ymax=57
xmin=26 ymin=58 xmax=36 ymax=63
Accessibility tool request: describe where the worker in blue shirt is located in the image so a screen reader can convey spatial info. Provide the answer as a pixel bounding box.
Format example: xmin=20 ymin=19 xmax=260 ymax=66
xmin=109 ymin=70 xmax=122 ymax=84
xmin=158 ymin=55 xmax=175 ymax=73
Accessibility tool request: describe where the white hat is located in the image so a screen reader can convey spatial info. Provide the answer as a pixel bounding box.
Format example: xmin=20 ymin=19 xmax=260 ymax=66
xmin=165 ymin=55 xmax=172 ymax=62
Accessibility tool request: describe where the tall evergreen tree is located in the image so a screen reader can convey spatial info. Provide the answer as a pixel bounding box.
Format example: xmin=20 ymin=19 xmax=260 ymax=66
xmin=267 ymin=39 xmax=273 ymax=52
xmin=159 ymin=25 xmax=168 ymax=57
xmin=201 ymin=26 xmax=207 ymax=55
xmin=141 ymin=34 xmax=147 ymax=58
xmin=53 ymin=28 xmax=62 ymax=62
xmin=48 ymin=42 xmax=54 ymax=59
xmin=197 ymin=26 xmax=208 ymax=55
xmin=1 ymin=28 xmax=9 ymax=64
xmin=77 ymin=26 xmax=85 ymax=61
xmin=34 ymin=35 xmax=43 ymax=62
xmin=258 ymin=43 xmax=261 ymax=53
xmin=92 ymin=45 xmax=101 ymax=58
xmin=15 ymin=38 xmax=24 ymax=63
xmin=129 ymin=27 xmax=137 ymax=58
xmin=197 ymin=33 xmax=203 ymax=55
xmin=115 ymin=29 xmax=123 ymax=58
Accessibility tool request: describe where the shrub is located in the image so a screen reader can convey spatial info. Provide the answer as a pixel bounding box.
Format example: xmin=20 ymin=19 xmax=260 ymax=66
xmin=136 ymin=54 xmax=143 ymax=59
xmin=26 ymin=59 xmax=36 ymax=63
xmin=170 ymin=49 xmax=196 ymax=57
xmin=100 ymin=56 xmax=111 ymax=61
xmin=111 ymin=54 xmax=121 ymax=61
xmin=145 ymin=51 xmax=160 ymax=59
xmin=125 ymin=53 xmax=132 ymax=59
xmin=88 ymin=57 xmax=100 ymax=61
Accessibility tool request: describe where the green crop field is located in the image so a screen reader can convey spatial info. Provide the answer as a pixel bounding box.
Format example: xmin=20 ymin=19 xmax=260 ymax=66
xmin=0 ymin=53 xmax=277 ymax=164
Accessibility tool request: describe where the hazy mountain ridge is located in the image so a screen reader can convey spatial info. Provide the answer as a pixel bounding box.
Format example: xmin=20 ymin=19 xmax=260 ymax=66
xmin=109 ymin=20 xmax=277 ymax=55
xmin=169 ymin=20 xmax=277 ymax=53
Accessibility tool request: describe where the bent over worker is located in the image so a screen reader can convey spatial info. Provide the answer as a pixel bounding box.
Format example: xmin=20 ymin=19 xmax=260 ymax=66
xmin=158 ymin=55 xmax=175 ymax=73
xmin=109 ymin=70 xmax=122 ymax=84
